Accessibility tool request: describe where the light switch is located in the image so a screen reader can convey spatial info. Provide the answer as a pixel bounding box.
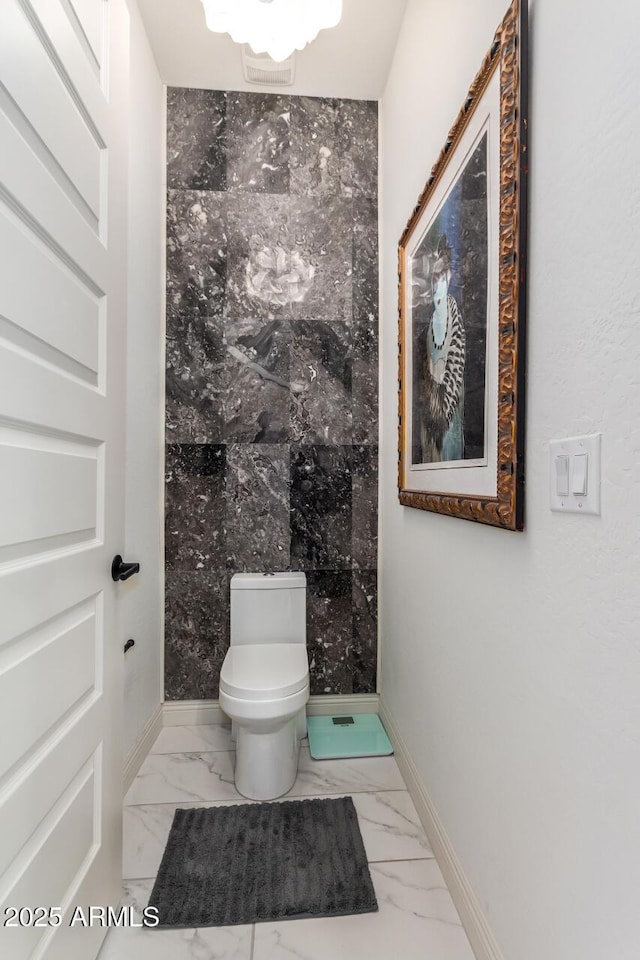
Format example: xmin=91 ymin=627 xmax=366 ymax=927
xmin=549 ymin=434 xmax=601 ymax=515
xmin=571 ymin=453 xmax=588 ymax=496
xmin=555 ymin=455 xmax=570 ymax=496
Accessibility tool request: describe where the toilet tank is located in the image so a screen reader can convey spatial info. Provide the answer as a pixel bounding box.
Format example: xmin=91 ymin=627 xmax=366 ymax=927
xmin=230 ymin=573 xmax=306 ymax=646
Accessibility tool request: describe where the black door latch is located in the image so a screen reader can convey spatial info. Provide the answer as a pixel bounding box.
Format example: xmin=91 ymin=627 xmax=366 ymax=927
xmin=111 ymin=555 xmax=141 ymax=582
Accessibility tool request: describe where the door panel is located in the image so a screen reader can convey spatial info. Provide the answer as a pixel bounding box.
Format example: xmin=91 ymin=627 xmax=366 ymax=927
xmin=0 ymin=350 xmax=105 ymax=436
xmin=0 ymin=548 xmax=104 ymax=645
xmin=0 ymin=1 xmax=129 ymax=958
xmin=0 ymin=441 xmax=98 ymax=550
xmin=0 ymin=707 xmax=103 ymax=884
xmin=3 ymin=765 xmax=99 ymax=959
xmin=0 ymin=0 xmax=103 ymax=221
xmin=0 ymin=105 xmax=107 ymax=281
xmin=0 ymin=606 xmax=97 ymax=780
xmin=63 ymin=0 xmax=106 ymax=74
xmin=0 ymin=210 xmax=100 ymax=376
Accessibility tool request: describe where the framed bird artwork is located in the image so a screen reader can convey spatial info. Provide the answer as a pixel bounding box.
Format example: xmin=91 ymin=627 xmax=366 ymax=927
xmin=397 ymin=0 xmax=528 ymax=530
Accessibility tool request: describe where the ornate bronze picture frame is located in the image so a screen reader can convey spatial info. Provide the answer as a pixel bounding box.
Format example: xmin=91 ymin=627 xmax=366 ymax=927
xmin=398 ymin=0 xmax=528 ymax=530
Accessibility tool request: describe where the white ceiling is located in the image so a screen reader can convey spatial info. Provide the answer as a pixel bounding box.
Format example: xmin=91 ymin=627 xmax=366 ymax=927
xmin=136 ymin=0 xmax=408 ymax=100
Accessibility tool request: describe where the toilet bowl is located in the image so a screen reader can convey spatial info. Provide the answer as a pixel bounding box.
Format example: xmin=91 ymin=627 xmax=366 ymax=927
xmin=220 ymin=644 xmax=309 ymax=800
xmin=219 ymin=573 xmax=309 ymax=801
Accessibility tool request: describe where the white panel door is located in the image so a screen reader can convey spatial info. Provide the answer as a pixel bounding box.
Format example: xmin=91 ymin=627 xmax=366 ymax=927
xmin=0 ymin=1 xmax=129 ymax=958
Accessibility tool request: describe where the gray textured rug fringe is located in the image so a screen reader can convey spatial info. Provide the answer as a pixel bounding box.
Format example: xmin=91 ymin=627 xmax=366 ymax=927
xmin=148 ymin=796 xmax=378 ymax=927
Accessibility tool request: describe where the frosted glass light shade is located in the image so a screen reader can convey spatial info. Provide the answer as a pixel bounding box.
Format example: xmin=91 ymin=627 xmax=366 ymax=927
xmin=201 ymin=0 xmax=343 ymax=63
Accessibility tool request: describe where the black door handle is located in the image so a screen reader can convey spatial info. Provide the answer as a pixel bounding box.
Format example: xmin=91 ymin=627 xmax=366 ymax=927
xmin=111 ymin=555 xmax=140 ymax=582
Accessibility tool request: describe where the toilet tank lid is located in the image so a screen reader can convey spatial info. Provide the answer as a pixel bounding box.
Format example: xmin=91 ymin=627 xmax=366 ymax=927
xmin=231 ymin=572 xmax=307 ymax=591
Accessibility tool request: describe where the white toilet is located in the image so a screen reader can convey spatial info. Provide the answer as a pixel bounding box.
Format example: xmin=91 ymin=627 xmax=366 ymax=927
xmin=219 ymin=572 xmax=310 ymax=801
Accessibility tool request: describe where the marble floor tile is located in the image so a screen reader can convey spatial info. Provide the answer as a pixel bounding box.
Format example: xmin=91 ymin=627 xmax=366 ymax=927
xmin=252 ymin=859 xmax=475 ymax=960
xmin=118 ymin=748 xmax=466 ymax=960
xmin=97 ymin=880 xmax=251 ymax=960
xmin=123 ymin=799 xmax=245 ymax=881
xmin=289 ymin=748 xmax=406 ymax=797
xmin=122 ymin=789 xmax=430 ymax=883
xmin=130 ymin=741 xmax=396 ymax=810
xmin=125 ymin=752 xmax=239 ymax=806
xmin=123 ymin=802 xmax=177 ymax=880
xmin=350 ymin=791 xmax=432 ymax=863
xmin=150 ymin=725 xmax=234 ymax=755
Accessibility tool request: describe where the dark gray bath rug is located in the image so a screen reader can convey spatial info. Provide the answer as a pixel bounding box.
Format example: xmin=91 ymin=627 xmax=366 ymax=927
xmin=148 ymin=796 xmax=378 ymax=927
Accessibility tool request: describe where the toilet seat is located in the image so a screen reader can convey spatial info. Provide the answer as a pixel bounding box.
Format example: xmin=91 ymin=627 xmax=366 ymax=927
xmin=220 ymin=644 xmax=309 ymax=702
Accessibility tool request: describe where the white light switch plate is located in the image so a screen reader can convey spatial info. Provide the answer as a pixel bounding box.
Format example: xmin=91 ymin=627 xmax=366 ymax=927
xmin=549 ymin=434 xmax=601 ymax=515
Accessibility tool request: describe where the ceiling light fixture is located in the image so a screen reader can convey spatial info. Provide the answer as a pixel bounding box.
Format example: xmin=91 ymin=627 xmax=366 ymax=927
xmin=200 ymin=0 xmax=343 ymax=63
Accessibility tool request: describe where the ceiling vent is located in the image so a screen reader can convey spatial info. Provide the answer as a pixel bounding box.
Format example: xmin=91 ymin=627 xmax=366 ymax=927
xmin=241 ymin=46 xmax=296 ymax=87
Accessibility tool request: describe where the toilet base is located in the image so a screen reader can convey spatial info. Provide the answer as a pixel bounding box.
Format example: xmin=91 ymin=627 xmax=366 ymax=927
xmin=231 ymin=707 xmax=307 ymax=747
xmin=235 ymin=716 xmax=300 ymax=801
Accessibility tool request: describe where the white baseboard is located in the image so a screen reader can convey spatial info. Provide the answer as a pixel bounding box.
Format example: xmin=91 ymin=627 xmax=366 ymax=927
xmin=379 ymin=699 xmax=504 ymax=960
xmin=162 ymin=700 xmax=225 ymax=726
xmin=123 ymin=704 xmax=163 ymax=795
xmin=308 ymin=694 xmax=379 ymax=717
xmin=162 ymin=694 xmax=380 ymax=727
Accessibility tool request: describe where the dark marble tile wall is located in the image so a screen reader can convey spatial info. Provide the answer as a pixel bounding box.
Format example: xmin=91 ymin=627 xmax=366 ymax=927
xmin=165 ymin=88 xmax=378 ymax=700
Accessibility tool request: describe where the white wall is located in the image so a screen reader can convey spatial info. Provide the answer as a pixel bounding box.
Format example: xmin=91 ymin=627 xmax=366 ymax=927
xmin=137 ymin=0 xmax=406 ymax=99
xmin=380 ymin=3 xmax=640 ymax=959
xmin=122 ymin=0 xmax=164 ymax=760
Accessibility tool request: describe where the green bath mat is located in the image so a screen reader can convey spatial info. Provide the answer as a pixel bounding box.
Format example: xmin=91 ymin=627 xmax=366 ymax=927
xmin=307 ymin=714 xmax=393 ymax=760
